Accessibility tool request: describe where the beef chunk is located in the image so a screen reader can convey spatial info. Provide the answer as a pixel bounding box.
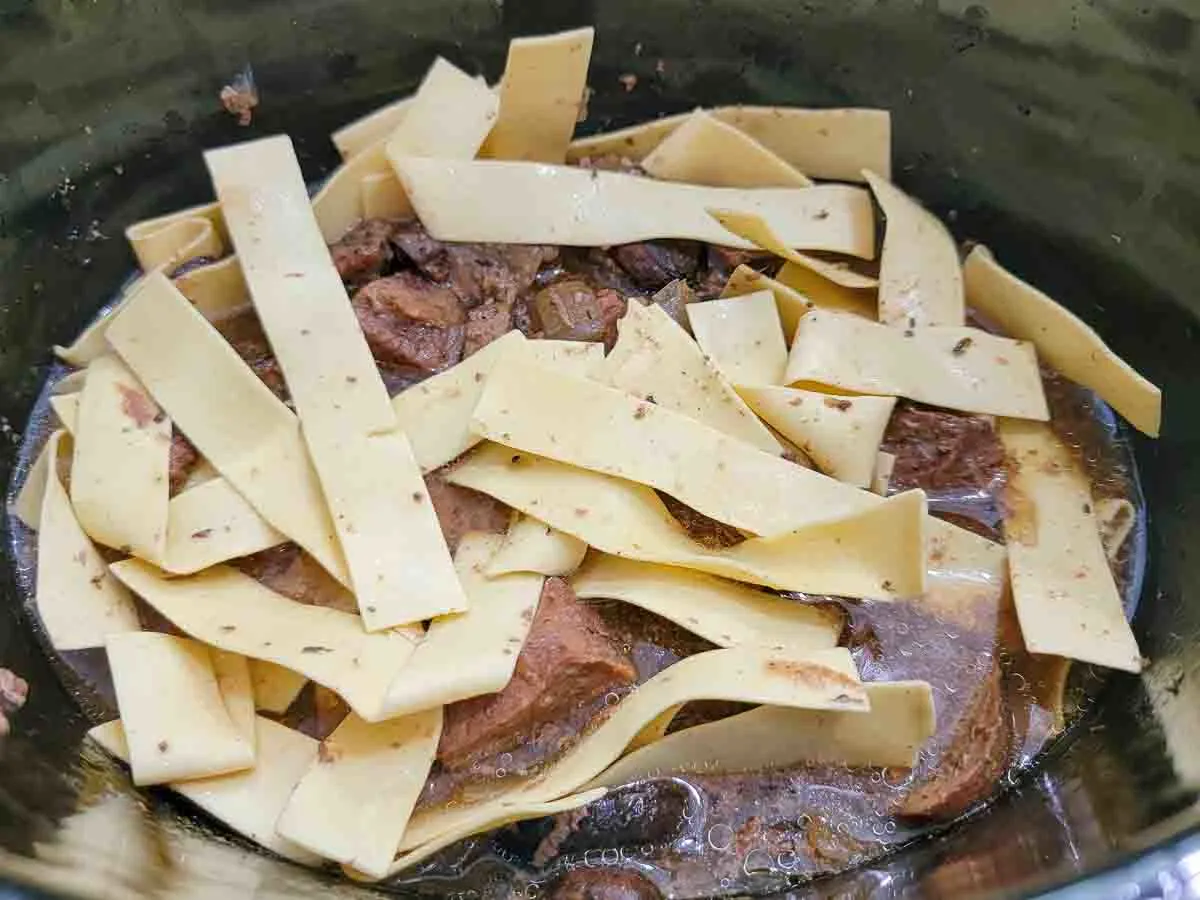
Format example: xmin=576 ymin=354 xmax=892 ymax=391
xmin=464 ymin=301 xmax=515 ymax=355
xmin=425 ymin=474 xmax=511 ymax=553
xmin=392 ymin=221 xmax=554 ymax=307
xmin=560 ymin=247 xmax=643 ymax=296
xmin=610 ymin=240 xmax=701 ymax=291
xmin=693 ymin=245 xmax=773 ymax=300
xmin=216 ymin=310 xmax=289 ymax=400
xmin=549 ymin=868 xmax=662 ymax=900
xmin=329 ymin=218 xmax=398 ymax=285
xmin=532 ymin=781 xmax=689 ymax=865
xmin=282 ymin=683 xmax=351 ymax=741
xmin=167 ymin=431 xmax=199 ymax=495
xmin=234 ymin=543 xmax=357 ymax=613
xmin=532 ymin=277 xmax=627 ymax=345
xmin=352 ymin=272 xmax=466 ymax=372
xmin=882 ymin=402 xmax=1006 ymax=495
xmin=437 ymin=578 xmax=636 ymax=767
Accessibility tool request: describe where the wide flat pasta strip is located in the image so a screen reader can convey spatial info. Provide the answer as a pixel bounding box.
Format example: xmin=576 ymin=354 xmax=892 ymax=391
xmin=482 ymin=27 xmax=593 ymax=163
xmin=380 ymin=57 xmax=500 ymax=220
xmin=69 ymin=355 xmax=171 ymax=561
xmin=589 ymin=681 xmax=934 ymax=789
xmin=863 ymin=170 xmax=963 ymax=328
xmin=333 ymin=97 xmax=413 ymax=160
xmin=397 ymin=647 xmax=865 ymax=852
xmin=686 ymin=291 xmax=787 ymax=386
xmin=600 ymin=301 xmax=782 ymax=454
xmin=90 ymin=717 xmax=322 ymax=865
xmin=448 ymin=445 xmax=927 ymax=598
xmin=109 ymin=560 xmax=421 ymax=722
xmin=124 ymin=202 xmax=226 ymax=273
xmin=785 ymin=309 xmax=1049 ymax=420
xmin=173 ymin=255 xmax=250 ymax=321
xmin=106 ymin=273 xmax=349 ymax=584
xmin=964 ymin=245 xmax=1161 ymax=437
xmin=775 ymin=259 xmax=877 ymax=321
xmin=485 ymin=515 xmax=587 ymax=577
xmin=50 ymin=393 xmax=285 ymax=570
xmin=105 ymin=632 xmax=255 ymax=786
xmin=391 ymin=331 xmax=602 ymax=474
xmin=998 ymin=420 xmax=1141 ymax=672
xmin=571 ymin=554 xmax=842 ymax=650
xmin=872 ymin=450 xmax=896 ymax=496
xmin=249 ymin=660 xmax=307 ymax=714
xmin=34 ymin=431 xmax=141 ymax=650
xmin=360 ymin=790 xmax=605 ymax=880
xmin=376 ymin=534 xmax=543 ymax=719
xmin=393 ymin=159 xmax=875 ymax=256
xmin=710 ymin=209 xmax=878 ymax=289
xmin=310 ymin=140 xmax=392 ymax=244
xmin=360 ymin=172 xmax=408 ymax=220
xmin=642 ymin=109 xmax=812 ymax=187
xmin=211 ymin=650 xmax=257 ymax=749
xmin=736 ymin=385 xmax=896 ymax=488
xmin=13 ymin=432 xmax=55 ymax=530
xmin=721 ymin=265 xmax=817 ymax=339
xmin=207 ymin=136 xmax=465 ymax=629
xmin=471 ymin=358 xmax=887 ymax=536
xmin=569 ymin=107 xmax=890 ymax=182
xmin=161 ymin=477 xmax=286 ymax=574
xmin=276 ymin=709 xmax=442 ymax=878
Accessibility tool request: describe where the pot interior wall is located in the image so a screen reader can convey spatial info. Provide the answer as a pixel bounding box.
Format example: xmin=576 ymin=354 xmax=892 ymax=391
xmin=0 ymin=0 xmax=1198 ymax=897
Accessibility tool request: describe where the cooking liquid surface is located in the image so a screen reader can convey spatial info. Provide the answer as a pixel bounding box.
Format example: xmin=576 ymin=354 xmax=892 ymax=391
xmin=5 ymin=290 xmax=1147 ymax=898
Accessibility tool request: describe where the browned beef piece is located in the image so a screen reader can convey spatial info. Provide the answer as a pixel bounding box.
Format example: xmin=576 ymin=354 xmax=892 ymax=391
xmin=560 ymin=247 xmax=642 ymax=296
xmin=425 ymin=473 xmax=511 ymax=553
xmin=352 ymin=272 xmax=466 ymax=372
xmin=693 ymin=246 xmax=774 ymax=300
xmin=234 ymin=543 xmax=357 ymax=613
xmin=531 ymin=277 xmax=627 ymax=345
xmin=282 ymin=683 xmax=351 ymax=741
xmin=215 ymin=310 xmax=289 ymax=400
xmin=328 ymin=218 xmax=397 ymax=285
xmin=549 ymin=868 xmax=662 ymax=900
xmin=649 ymin=279 xmax=693 ymax=331
xmin=610 ymin=240 xmax=701 ymax=291
xmin=167 ymin=431 xmax=199 ymax=495
xmin=437 ymin=578 xmax=637 ymax=767
xmin=657 ymin=492 xmax=745 ymax=549
xmin=464 ymin=301 xmax=515 ymax=355
xmin=392 ymin=220 xmax=554 ymax=307
xmin=882 ymin=402 xmax=1006 ymax=494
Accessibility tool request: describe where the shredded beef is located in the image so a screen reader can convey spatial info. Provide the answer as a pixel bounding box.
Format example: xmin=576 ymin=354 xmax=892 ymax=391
xmin=882 ymin=402 xmax=1005 ymax=495
xmin=352 ymin=272 xmax=466 ymax=372
xmin=610 ymin=240 xmax=701 ymax=291
xmin=437 ymin=578 xmax=636 ymax=768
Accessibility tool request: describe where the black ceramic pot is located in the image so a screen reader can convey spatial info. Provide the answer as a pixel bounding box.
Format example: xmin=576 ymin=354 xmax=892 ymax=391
xmin=1 ymin=1 xmax=1198 ymax=897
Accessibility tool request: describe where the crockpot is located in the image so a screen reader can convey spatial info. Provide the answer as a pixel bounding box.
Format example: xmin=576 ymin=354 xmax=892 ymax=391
xmin=0 ymin=0 xmax=1198 ymax=897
